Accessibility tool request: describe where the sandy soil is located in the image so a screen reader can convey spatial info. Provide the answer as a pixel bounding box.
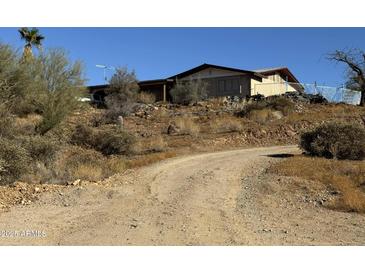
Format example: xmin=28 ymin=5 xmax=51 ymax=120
xmin=1 ymin=145 xmax=364 ymax=245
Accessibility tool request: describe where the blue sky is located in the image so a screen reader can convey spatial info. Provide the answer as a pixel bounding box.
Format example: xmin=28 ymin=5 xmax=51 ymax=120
xmin=0 ymin=28 xmax=364 ymax=86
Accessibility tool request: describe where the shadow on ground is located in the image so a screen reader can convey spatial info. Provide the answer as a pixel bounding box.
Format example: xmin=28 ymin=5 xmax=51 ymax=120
xmin=263 ymin=153 xmax=295 ymax=158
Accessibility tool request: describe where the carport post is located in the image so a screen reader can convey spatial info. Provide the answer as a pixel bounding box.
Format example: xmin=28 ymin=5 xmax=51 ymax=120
xmin=163 ymin=83 xmax=167 ymax=102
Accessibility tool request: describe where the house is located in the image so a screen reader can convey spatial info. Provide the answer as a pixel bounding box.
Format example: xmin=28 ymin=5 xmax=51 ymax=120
xmin=88 ymin=63 xmax=303 ymax=104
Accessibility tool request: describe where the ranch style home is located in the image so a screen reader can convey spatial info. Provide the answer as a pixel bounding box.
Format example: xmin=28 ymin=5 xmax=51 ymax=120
xmin=88 ymin=63 xmax=303 ymax=103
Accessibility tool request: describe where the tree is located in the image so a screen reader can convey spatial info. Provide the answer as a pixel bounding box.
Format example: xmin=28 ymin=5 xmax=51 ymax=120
xmin=328 ymin=49 xmax=365 ymax=106
xmin=170 ymin=78 xmax=208 ymax=105
xmin=18 ymin=27 xmax=45 ymax=61
xmin=104 ymin=67 xmax=140 ymax=118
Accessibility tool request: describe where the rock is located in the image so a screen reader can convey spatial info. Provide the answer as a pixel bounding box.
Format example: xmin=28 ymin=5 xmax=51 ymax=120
xmin=67 ymin=179 xmax=81 ymax=186
xmin=272 ymin=110 xmax=284 ymax=120
xmin=117 ymin=115 xmax=124 ymax=128
xmin=34 ymin=187 xmax=40 ymax=193
xmin=286 ymin=129 xmax=296 ymax=137
xmin=167 ymin=124 xmax=180 ymax=135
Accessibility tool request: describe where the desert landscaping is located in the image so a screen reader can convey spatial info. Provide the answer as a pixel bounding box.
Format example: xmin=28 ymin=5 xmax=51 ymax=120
xmin=1 ymin=28 xmax=365 ymax=245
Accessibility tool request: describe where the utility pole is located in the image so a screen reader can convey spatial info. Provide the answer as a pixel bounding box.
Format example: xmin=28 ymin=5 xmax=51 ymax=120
xmin=96 ymin=64 xmax=115 ymax=84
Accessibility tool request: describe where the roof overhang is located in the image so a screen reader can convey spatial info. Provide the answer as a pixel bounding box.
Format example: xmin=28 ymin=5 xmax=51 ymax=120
xmin=255 ymin=67 xmax=300 ymax=83
xmin=138 ymin=79 xmax=174 ymax=86
xmin=168 ymin=63 xmax=265 ymax=80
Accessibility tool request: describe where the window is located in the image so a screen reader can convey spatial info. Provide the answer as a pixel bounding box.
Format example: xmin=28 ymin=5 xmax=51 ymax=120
xmin=219 ymin=80 xmax=225 ymax=92
xmin=218 ymin=78 xmax=240 ymax=94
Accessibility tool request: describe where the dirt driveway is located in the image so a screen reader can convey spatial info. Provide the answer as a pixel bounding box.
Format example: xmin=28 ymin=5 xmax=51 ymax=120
xmin=1 ymin=145 xmax=364 ymax=245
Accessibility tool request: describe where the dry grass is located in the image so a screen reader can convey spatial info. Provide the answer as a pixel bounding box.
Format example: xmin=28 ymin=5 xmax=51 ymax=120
xmin=50 ymin=146 xmax=127 ymax=183
xmin=136 ymin=92 xmax=156 ymax=104
xmin=72 ymin=163 xmax=104 ymax=181
xmin=145 ymin=135 xmax=167 ymax=152
xmin=247 ymin=108 xmax=275 ymax=124
xmin=269 ymin=155 xmax=365 ymax=213
xmin=209 ymin=116 xmax=243 ymax=133
xmin=14 ymin=114 xmax=43 ymax=134
xmin=206 ymin=97 xmax=226 ymax=108
xmin=127 ymin=151 xmax=177 ymax=168
xmin=174 ymin=116 xmax=200 ymax=137
xmin=132 ymin=135 xmax=168 ymax=154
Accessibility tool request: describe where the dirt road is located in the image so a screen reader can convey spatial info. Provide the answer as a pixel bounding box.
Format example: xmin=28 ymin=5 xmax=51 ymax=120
xmin=1 ymin=145 xmax=364 ymax=245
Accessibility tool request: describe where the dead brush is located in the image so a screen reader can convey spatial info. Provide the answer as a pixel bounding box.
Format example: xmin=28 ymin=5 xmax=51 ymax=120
xmin=127 ymin=151 xmax=177 ymax=168
xmin=269 ymin=155 xmax=365 ymax=213
xmin=246 ymin=108 xmax=275 ymax=124
xmin=136 ymin=92 xmax=156 ymax=104
xmin=51 ymin=146 xmax=128 ymax=183
xmin=14 ymin=114 xmax=43 ymax=134
xmin=209 ymin=116 xmax=244 ymax=133
xmin=174 ymin=116 xmax=200 ymax=137
xmin=131 ymin=135 xmax=168 ymax=154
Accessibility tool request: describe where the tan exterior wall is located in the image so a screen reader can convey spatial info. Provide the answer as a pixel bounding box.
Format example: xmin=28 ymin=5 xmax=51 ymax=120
xmin=251 ymin=73 xmax=299 ymax=96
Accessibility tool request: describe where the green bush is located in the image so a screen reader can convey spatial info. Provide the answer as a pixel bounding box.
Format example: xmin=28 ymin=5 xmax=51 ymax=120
xmin=170 ymin=79 xmax=208 ymax=105
xmin=0 ymin=138 xmax=31 ymax=184
xmin=300 ymin=123 xmax=365 ymax=160
xmin=33 ymin=49 xmax=84 ymax=134
xmin=0 ymin=106 xmax=15 ymax=138
xmin=0 ymin=44 xmax=30 ymax=112
xmin=1 ymin=44 xmax=84 ymax=132
xmin=71 ymin=124 xmax=136 ymax=155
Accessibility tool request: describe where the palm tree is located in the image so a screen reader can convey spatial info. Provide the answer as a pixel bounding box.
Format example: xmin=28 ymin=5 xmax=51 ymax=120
xmin=18 ymin=27 xmax=45 ymax=61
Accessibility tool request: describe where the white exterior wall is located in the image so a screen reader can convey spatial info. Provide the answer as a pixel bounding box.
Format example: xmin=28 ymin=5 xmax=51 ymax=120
xmin=251 ymin=73 xmax=299 ymax=96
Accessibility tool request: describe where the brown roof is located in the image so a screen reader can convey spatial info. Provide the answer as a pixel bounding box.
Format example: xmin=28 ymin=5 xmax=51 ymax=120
xmin=168 ymin=63 xmax=264 ymax=79
xmin=254 ymin=67 xmax=300 ymax=83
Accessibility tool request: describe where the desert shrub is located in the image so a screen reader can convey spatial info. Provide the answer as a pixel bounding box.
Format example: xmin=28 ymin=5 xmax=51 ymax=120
xmin=236 ymin=96 xmax=294 ymax=118
xmin=32 ymin=49 xmax=84 ymax=134
xmin=174 ymin=116 xmax=200 ymax=136
xmin=209 ymin=116 xmax=243 ymax=133
xmin=300 ymin=123 xmax=365 ymax=160
xmin=170 ymin=79 xmax=208 ymax=105
xmin=52 ymin=146 xmax=105 ymax=182
xmin=247 ymin=108 xmax=275 ymax=124
xmin=52 ymin=146 xmax=127 ymax=182
xmin=134 ymin=136 xmax=167 ymax=154
xmin=104 ymin=67 xmax=140 ymax=119
xmin=1 ymin=44 xmax=84 ymax=132
xmin=266 ymin=96 xmax=294 ymax=115
xmin=0 ymin=105 xmax=16 ymax=138
xmin=71 ymin=124 xmax=136 ymax=155
xmin=0 ymin=138 xmax=31 ymax=184
xmin=94 ymin=128 xmax=136 ymax=155
xmin=14 ymin=114 xmax=43 ymax=135
xmin=70 ymin=123 xmax=94 ymax=147
xmin=136 ymin=92 xmax=156 ymax=104
xmin=236 ymin=100 xmax=267 ymax=117
xmin=0 ymin=44 xmax=30 ymax=112
xmin=17 ymin=135 xmax=60 ymax=163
